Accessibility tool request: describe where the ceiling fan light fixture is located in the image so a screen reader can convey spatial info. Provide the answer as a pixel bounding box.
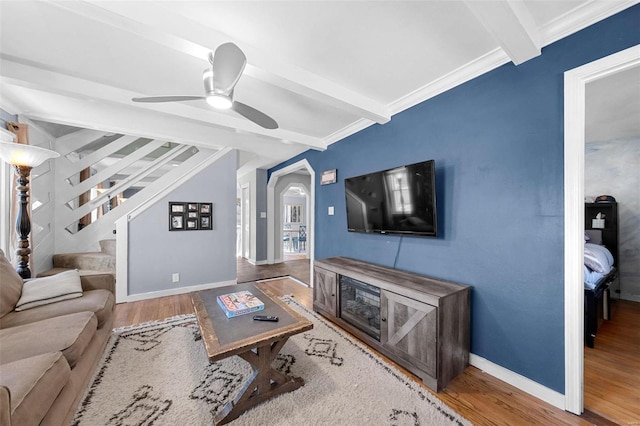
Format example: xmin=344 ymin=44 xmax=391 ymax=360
xmin=206 ymin=94 xmax=233 ymax=109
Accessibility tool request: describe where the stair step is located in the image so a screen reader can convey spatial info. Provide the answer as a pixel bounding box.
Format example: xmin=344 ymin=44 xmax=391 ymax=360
xmin=52 ymin=252 xmax=115 ymax=274
xmin=99 ymin=239 xmax=116 ymax=256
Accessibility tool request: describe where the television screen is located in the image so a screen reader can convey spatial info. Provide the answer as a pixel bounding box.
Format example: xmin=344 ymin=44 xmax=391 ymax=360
xmin=345 ymin=160 xmax=437 ymax=237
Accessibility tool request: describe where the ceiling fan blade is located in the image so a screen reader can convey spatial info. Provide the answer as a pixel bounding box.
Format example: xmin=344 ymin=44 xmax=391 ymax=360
xmin=232 ymin=101 xmax=278 ymax=129
xmin=132 ymin=96 xmax=205 ymax=103
xmin=212 ymin=42 xmax=246 ymax=94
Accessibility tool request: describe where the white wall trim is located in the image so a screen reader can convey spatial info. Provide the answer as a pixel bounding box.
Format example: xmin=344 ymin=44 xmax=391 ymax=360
xmin=619 ymin=292 xmax=640 ymax=303
xmin=114 ymin=216 xmax=128 ymax=303
xmin=539 ymin=0 xmax=638 ymax=47
xmin=389 ymin=48 xmax=510 ymax=117
xmin=0 ymin=128 xmax=16 ymax=257
xmin=247 ymin=259 xmax=267 ymax=266
xmin=120 ymin=279 xmax=238 ymax=303
xmin=469 ymin=354 xmax=565 ymax=410
xmin=267 ymin=159 xmax=315 ymax=269
xmin=240 ymin=181 xmax=250 ymax=260
xmin=564 ymin=44 xmax=640 ymax=414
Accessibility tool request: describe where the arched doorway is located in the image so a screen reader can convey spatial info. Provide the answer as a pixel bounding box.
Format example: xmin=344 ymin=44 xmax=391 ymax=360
xmin=267 ymin=159 xmax=315 ymax=282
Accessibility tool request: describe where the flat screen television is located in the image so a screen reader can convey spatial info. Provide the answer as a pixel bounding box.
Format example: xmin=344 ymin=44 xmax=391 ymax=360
xmin=345 ymin=160 xmax=437 ymax=237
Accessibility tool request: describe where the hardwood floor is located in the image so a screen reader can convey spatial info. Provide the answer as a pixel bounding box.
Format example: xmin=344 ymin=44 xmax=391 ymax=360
xmin=237 ymin=256 xmax=310 ymax=284
xmin=113 ymin=261 xmax=638 ymax=425
xmin=584 ymin=299 xmax=640 ymax=424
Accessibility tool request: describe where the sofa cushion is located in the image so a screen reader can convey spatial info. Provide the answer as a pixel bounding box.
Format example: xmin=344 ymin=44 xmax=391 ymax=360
xmin=15 ymin=270 xmax=83 ymax=311
xmin=0 ymin=311 xmax=97 ymax=368
xmin=0 ymin=289 xmax=114 ymax=330
xmin=0 ymin=352 xmax=70 ymax=426
xmin=0 ymin=249 xmax=23 ymax=319
xmin=0 ymin=385 xmax=10 ymax=426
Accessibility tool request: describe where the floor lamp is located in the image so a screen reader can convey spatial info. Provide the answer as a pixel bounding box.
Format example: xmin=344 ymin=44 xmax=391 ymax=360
xmin=0 ymin=142 xmax=60 ymax=279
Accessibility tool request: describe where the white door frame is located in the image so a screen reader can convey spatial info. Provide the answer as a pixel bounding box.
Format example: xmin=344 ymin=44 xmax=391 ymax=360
xmin=564 ymin=44 xmax=640 ymax=414
xmin=240 ymin=183 xmax=250 ymax=259
xmin=267 ymin=159 xmax=315 ymax=269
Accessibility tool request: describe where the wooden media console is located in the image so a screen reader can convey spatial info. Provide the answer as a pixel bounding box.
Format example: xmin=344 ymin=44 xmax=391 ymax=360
xmin=313 ymin=257 xmax=470 ymax=391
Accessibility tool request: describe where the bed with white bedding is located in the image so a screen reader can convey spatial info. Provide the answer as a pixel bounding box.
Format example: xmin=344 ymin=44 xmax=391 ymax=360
xmin=584 ymin=230 xmax=617 ymax=348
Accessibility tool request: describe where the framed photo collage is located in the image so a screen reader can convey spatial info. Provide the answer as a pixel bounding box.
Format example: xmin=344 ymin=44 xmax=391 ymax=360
xmin=169 ymin=202 xmax=213 ymax=231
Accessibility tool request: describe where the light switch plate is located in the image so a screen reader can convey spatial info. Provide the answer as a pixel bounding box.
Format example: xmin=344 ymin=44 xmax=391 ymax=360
xmin=328 ymin=206 xmax=334 ymax=215
xmin=260 ymin=212 xmax=267 ymax=218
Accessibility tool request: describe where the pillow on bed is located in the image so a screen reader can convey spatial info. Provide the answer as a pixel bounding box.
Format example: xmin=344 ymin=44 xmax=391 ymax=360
xmin=15 ymin=270 xmax=83 ymax=311
xmin=584 ymin=230 xmax=603 ymax=245
xmin=584 ymin=243 xmax=614 ymax=274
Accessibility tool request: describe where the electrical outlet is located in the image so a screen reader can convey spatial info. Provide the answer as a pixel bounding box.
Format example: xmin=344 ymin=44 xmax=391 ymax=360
xmin=172 ymin=273 xmax=180 ymax=283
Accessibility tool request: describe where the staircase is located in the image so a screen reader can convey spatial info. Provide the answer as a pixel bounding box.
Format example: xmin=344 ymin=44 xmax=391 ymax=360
xmin=25 ymin=123 xmax=226 ymax=285
xmin=52 ymin=129 xmax=215 ymax=254
xmin=38 ymin=239 xmax=116 ymax=278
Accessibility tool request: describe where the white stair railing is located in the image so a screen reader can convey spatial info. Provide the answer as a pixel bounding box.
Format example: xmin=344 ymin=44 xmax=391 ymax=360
xmin=53 ymin=130 xmax=209 ymax=254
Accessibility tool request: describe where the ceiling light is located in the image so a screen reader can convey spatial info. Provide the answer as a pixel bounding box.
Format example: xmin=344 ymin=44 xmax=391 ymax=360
xmin=202 ymin=68 xmax=233 ymax=109
xmin=206 ymin=94 xmax=232 ymax=109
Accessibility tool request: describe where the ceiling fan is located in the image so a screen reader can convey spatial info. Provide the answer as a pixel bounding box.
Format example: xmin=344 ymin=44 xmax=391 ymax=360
xmin=132 ymin=42 xmax=278 ymax=130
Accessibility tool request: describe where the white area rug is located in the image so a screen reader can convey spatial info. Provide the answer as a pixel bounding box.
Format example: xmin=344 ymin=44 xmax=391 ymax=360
xmin=72 ymin=296 xmax=469 ymax=426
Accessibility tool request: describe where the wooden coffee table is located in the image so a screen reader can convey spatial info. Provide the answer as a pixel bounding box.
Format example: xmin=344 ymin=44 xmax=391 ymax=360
xmin=191 ymin=282 xmax=313 ymax=425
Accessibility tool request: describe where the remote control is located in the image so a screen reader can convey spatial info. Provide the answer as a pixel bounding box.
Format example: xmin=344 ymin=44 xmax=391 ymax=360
xmin=253 ymin=315 xmax=279 ymax=322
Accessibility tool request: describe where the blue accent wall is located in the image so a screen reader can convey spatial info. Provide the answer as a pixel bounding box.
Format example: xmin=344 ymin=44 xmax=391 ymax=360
xmin=270 ymin=6 xmax=640 ymax=393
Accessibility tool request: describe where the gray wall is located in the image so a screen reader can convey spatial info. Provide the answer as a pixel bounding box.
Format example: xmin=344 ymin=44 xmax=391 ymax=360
xmin=128 ymin=149 xmax=237 ymax=295
xmin=585 ymin=137 xmax=640 ymax=300
xmin=255 ymin=169 xmax=267 ymax=261
xmin=237 ymin=168 xmax=268 ymax=263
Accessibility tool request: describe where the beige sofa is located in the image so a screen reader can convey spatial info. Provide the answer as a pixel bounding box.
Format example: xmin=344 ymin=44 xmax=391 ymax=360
xmin=0 ymin=250 xmax=115 ymax=426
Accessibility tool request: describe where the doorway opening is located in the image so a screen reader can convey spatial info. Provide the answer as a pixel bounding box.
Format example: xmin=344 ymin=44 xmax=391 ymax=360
xmin=563 ymin=44 xmax=640 ymax=415
xmin=267 ymin=159 xmax=315 ymax=284
xmin=282 ymin=183 xmax=309 ymax=261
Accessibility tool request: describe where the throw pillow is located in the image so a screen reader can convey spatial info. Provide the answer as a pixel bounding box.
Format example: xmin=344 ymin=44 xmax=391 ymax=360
xmin=15 ymin=270 xmax=83 ymax=311
xmin=0 ymin=249 xmax=24 ymax=318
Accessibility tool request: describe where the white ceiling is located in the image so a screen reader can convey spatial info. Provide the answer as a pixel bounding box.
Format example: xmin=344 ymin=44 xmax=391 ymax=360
xmin=1 ymin=1 xmax=637 ymax=170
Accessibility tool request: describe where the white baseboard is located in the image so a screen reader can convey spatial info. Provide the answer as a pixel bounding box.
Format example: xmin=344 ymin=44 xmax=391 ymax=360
xmin=469 ymin=353 xmax=566 ymax=410
xmin=619 ymin=292 xmax=640 ymax=303
xmin=247 ymin=258 xmax=268 ymax=266
xmin=121 ymin=279 xmax=237 ymax=303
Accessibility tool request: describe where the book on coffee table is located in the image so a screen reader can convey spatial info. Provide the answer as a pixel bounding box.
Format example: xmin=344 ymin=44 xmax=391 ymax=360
xmin=216 ymin=290 xmax=265 ymax=318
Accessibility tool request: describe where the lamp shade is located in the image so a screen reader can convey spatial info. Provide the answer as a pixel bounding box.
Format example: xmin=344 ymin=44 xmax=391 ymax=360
xmin=0 ymin=142 xmax=60 ymax=168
